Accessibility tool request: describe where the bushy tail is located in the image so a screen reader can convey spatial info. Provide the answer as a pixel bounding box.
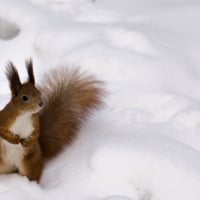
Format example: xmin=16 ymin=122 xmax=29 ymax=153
xmin=39 ymin=67 xmax=104 ymax=160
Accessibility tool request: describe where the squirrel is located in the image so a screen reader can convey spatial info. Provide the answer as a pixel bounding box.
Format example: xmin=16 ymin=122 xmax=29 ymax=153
xmin=0 ymin=59 xmax=104 ymax=182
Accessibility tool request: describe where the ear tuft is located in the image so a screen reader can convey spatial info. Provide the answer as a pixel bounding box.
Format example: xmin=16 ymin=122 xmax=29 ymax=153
xmin=6 ymin=62 xmax=22 ymax=96
xmin=26 ymin=58 xmax=35 ymax=85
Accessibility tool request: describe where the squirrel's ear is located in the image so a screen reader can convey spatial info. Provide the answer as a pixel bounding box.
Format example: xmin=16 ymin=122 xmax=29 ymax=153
xmin=26 ymin=59 xmax=35 ymax=85
xmin=6 ymin=62 xmax=22 ymax=97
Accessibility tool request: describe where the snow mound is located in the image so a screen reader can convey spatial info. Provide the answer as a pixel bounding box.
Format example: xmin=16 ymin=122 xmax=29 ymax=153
xmin=99 ymin=196 xmax=135 ymax=200
xmin=0 ymin=18 xmax=20 ymax=40
xmin=0 ymin=0 xmax=200 ymax=200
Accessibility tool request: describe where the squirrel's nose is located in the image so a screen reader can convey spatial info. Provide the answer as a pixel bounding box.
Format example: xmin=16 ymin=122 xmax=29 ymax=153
xmin=39 ymin=101 xmax=43 ymax=107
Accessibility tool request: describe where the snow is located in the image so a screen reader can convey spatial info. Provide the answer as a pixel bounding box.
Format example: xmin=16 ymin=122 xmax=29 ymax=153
xmin=0 ymin=0 xmax=200 ymax=199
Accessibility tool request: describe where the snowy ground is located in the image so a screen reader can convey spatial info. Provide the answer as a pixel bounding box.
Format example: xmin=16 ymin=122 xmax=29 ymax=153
xmin=0 ymin=0 xmax=200 ymax=199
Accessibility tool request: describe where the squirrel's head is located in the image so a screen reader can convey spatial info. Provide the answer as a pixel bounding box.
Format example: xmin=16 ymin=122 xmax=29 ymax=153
xmin=6 ymin=59 xmax=43 ymax=114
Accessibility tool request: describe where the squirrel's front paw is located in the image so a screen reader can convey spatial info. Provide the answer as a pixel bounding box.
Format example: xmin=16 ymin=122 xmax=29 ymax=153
xmin=12 ymin=135 xmax=20 ymax=144
xmin=20 ymin=138 xmax=34 ymax=147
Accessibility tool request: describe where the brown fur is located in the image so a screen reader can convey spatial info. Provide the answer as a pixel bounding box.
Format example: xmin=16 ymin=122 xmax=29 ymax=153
xmin=39 ymin=68 xmax=104 ymax=159
xmin=6 ymin=62 xmax=22 ymax=97
xmin=0 ymin=60 xmax=43 ymax=181
xmin=0 ymin=60 xmax=104 ymax=182
xmin=26 ymin=60 xmax=35 ymax=85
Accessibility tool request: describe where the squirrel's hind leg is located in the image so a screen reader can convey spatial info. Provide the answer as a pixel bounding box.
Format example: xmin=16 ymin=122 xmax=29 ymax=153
xmin=19 ymin=147 xmax=43 ymax=182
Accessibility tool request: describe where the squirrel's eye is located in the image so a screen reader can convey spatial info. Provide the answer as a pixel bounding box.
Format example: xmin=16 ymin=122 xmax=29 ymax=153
xmin=22 ymin=96 xmax=28 ymax=101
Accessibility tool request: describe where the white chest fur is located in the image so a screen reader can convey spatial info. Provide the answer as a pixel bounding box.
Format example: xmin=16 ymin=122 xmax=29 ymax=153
xmin=1 ymin=140 xmax=24 ymax=169
xmin=1 ymin=113 xmax=34 ymax=169
xmin=10 ymin=113 xmax=33 ymax=138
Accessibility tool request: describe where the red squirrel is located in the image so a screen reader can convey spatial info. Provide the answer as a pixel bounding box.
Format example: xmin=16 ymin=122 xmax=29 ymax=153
xmin=0 ymin=59 xmax=104 ymax=182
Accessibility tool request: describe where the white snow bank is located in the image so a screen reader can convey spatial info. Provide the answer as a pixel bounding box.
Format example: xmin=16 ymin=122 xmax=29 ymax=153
xmin=0 ymin=0 xmax=200 ymax=200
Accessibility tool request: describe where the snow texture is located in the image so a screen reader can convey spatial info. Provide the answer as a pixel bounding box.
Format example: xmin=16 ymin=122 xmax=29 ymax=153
xmin=0 ymin=0 xmax=200 ymax=199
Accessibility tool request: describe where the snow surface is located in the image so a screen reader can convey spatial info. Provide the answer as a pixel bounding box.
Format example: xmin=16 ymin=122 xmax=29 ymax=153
xmin=0 ymin=0 xmax=200 ymax=199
